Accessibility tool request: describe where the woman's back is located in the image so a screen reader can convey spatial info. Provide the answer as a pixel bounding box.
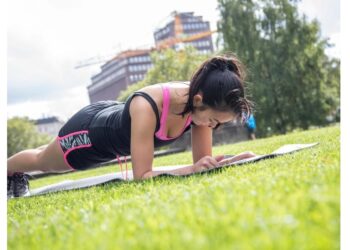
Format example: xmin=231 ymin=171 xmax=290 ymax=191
xmin=88 ymin=82 xmax=192 ymax=158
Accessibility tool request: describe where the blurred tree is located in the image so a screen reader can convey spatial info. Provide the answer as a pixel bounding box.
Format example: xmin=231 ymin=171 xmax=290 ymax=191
xmin=117 ymin=46 xmax=209 ymax=101
xmin=218 ymin=0 xmax=340 ymax=135
xmin=7 ymin=117 xmax=53 ymax=157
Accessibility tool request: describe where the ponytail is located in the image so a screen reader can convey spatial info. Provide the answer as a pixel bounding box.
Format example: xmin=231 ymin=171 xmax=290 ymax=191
xmin=179 ymin=54 xmax=252 ymax=121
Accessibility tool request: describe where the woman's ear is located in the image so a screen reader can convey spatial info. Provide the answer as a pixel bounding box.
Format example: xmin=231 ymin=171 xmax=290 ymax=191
xmin=193 ymin=94 xmax=203 ymax=108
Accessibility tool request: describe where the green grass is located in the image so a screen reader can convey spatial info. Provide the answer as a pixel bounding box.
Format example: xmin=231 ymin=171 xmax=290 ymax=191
xmin=7 ymin=125 xmax=340 ymax=250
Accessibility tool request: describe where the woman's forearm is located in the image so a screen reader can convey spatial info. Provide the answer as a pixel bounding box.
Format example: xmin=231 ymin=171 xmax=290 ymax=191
xmin=218 ymin=151 xmax=257 ymax=166
xmin=141 ymin=165 xmax=194 ymax=179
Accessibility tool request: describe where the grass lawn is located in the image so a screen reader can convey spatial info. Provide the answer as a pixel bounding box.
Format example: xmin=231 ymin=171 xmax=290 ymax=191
xmin=7 ymin=125 xmax=340 ymax=250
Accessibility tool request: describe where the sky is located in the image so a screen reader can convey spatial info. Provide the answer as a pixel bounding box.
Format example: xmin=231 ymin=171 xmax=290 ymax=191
xmin=7 ymin=0 xmax=340 ymax=121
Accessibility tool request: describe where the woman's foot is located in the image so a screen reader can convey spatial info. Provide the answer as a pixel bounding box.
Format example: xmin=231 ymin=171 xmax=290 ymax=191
xmin=7 ymin=176 xmax=14 ymax=199
xmin=8 ymin=173 xmax=30 ymax=198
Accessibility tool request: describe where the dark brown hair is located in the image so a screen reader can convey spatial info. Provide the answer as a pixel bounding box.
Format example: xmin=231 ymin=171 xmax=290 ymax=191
xmin=180 ymin=54 xmax=253 ymax=122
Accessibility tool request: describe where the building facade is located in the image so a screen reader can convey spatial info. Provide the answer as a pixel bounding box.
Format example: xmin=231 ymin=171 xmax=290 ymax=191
xmin=34 ymin=117 xmax=65 ymax=137
xmin=87 ymin=11 xmax=214 ymax=103
xmin=153 ymin=11 xmax=214 ymax=53
xmin=87 ymin=49 xmax=153 ymax=103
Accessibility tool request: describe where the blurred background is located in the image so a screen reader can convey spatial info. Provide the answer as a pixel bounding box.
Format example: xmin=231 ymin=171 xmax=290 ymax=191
xmin=7 ymin=0 xmax=340 ymax=156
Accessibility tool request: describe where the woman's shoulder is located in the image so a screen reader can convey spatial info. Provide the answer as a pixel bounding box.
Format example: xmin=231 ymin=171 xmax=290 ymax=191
xmin=139 ymin=81 xmax=189 ymax=92
xmin=137 ymin=83 xmax=163 ymax=105
xmin=134 ymin=82 xmax=189 ymax=109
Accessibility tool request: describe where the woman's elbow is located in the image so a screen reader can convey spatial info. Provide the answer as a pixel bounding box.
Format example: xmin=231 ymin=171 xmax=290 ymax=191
xmin=133 ymin=170 xmax=153 ymax=180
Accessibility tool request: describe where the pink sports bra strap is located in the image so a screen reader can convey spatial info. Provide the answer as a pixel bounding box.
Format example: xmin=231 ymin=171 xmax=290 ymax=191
xmin=155 ymin=84 xmax=192 ymax=140
xmin=185 ymin=115 xmax=192 ymax=127
xmin=160 ymin=85 xmax=170 ymax=127
xmin=155 ymin=85 xmax=170 ymax=138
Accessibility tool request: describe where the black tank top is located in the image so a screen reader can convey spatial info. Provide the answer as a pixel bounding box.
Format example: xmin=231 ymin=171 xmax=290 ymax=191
xmin=88 ymin=92 xmax=191 ymax=157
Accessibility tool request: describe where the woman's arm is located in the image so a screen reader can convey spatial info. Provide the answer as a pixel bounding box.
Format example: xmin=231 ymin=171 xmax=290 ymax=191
xmin=190 ymin=124 xmax=256 ymax=166
xmin=130 ymin=97 xmax=195 ymax=180
xmin=129 ymin=96 xmax=157 ymax=180
xmin=217 ymin=151 xmax=257 ymax=166
xmin=130 ymin=98 xmax=223 ymax=180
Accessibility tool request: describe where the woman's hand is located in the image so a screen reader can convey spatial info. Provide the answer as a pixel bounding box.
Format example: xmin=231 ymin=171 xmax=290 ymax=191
xmin=217 ymin=151 xmax=257 ymax=166
xmin=191 ymin=155 xmax=225 ymax=173
xmin=190 ymin=152 xmax=258 ymax=174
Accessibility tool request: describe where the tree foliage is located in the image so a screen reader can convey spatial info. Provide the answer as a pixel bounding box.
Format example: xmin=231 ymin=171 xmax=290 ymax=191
xmin=218 ymin=0 xmax=340 ymax=135
xmin=117 ymin=47 xmax=209 ymax=101
xmin=7 ymin=117 xmax=53 ymax=157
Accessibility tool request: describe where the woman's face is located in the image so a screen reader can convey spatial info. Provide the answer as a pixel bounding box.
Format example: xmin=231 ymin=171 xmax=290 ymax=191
xmin=190 ymin=94 xmax=236 ymax=128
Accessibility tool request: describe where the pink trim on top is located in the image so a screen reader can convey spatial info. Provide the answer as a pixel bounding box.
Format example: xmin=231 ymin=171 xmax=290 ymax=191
xmin=155 ymin=84 xmax=192 ymax=141
xmin=64 ymin=144 xmax=92 ymax=170
xmin=56 ymin=130 xmax=92 ymax=171
xmin=57 ymin=130 xmax=89 ymax=140
xmin=64 ymin=144 xmax=93 ymax=157
xmin=155 ymin=85 xmax=170 ymax=137
xmin=184 ymin=115 xmax=192 ymax=127
xmin=56 ymin=137 xmax=76 ymax=171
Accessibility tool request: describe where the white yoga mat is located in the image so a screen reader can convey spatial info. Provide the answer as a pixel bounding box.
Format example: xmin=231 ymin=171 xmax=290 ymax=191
xmin=27 ymin=143 xmax=318 ymax=197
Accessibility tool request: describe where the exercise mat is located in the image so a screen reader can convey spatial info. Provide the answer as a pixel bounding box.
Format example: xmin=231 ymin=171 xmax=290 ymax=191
xmin=27 ymin=143 xmax=318 ymax=197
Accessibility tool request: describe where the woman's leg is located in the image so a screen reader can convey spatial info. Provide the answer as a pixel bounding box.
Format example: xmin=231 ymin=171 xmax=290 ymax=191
xmin=7 ymin=138 xmax=73 ymax=175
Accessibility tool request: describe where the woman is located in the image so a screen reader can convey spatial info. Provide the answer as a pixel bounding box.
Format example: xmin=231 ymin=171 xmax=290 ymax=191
xmin=7 ymin=54 xmax=255 ymax=198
